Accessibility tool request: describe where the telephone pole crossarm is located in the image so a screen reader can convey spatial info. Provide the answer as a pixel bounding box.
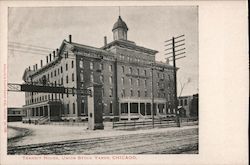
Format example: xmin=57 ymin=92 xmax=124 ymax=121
xmin=164 ymin=34 xmax=186 ymax=127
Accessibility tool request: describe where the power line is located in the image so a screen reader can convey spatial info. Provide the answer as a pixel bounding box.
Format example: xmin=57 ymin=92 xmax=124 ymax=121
xmin=8 ymin=41 xmax=54 ymax=51
xmin=8 ymin=44 xmax=52 ymax=53
xmin=8 ymin=48 xmax=49 ymax=56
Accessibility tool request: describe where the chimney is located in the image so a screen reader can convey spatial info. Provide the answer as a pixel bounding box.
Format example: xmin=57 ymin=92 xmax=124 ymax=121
xmin=35 ymin=64 xmax=38 ymax=70
xmin=104 ymin=36 xmax=107 ymax=46
xmin=69 ymin=35 xmax=72 ymax=43
xmin=46 ymin=56 xmax=48 ymax=63
xmin=56 ymin=48 xmax=59 ymax=56
xmin=49 ymin=53 xmax=52 ymax=62
xmin=40 ymin=60 xmax=43 ymax=67
xmin=33 ymin=65 xmax=35 ymax=71
xmin=53 ymin=51 xmax=55 ymax=59
xmin=28 ymin=66 xmax=31 ymax=71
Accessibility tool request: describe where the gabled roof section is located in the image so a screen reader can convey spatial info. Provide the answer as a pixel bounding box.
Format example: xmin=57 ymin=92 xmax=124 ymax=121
xmin=101 ymin=39 xmax=158 ymax=55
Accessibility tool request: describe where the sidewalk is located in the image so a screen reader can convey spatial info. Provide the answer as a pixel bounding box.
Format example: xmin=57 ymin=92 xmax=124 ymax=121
xmin=7 ymin=122 xmax=198 ymax=147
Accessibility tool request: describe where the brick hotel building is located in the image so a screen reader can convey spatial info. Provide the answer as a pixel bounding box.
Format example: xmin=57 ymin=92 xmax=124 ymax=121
xmin=22 ymin=16 xmax=177 ymax=122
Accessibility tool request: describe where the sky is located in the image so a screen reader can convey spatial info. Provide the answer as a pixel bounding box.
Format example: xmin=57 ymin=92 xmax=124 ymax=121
xmin=7 ymin=6 xmax=198 ymax=107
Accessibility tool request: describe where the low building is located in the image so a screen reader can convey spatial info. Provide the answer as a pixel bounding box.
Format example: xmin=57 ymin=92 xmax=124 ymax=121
xmin=8 ymin=107 xmax=25 ymax=122
xmin=178 ymin=94 xmax=199 ymax=117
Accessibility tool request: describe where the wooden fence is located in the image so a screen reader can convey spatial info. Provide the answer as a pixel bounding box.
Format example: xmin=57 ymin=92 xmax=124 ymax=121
xmin=113 ymin=117 xmax=198 ymax=130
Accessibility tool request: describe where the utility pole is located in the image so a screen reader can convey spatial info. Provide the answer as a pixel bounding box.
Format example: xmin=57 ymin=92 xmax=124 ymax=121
xmin=165 ymin=35 xmax=186 ymax=127
xmin=151 ymin=63 xmax=155 ymax=128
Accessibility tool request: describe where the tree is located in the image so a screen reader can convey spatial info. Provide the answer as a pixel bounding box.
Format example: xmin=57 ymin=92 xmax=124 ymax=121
xmin=179 ymin=77 xmax=191 ymax=97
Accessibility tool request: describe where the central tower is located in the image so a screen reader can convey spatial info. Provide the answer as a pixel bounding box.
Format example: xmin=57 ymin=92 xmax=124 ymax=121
xmin=112 ymin=16 xmax=128 ymax=41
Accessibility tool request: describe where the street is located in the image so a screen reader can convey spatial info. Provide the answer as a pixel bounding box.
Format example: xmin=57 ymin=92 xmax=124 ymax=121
xmin=8 ymin=126 xmax=198 ymax=154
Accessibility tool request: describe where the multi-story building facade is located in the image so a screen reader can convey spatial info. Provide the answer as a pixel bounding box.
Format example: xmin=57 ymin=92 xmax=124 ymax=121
xmin=178 ymin=94 xmax=199 ymax=117
xmin=22 ymin=16 xmax=176 ymax=122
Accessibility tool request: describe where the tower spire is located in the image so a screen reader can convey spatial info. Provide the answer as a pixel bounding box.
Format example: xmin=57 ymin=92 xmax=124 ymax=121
xmin=119 ymin=6 xmax=121 ymax=16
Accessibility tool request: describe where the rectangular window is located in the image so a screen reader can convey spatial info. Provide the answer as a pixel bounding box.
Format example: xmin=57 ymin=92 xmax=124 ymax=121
xmin=90 ymin=62 xmax=93 ymax=70
xmin=145 ymin=79 xmax=147 ymax=86
xmin=130 ymin=90 xmax=133 ymax=97
xmin=81 ymin=100 xmax=85 ymax=114
xmin=90 ymin=74 xmax=94 ymax=82
xmin=73 ymin=103 xmax=75 ymax=114
xmin=110 ymin=102 xmax=113 ymax=114
xmin=137 ymin=79 xmax=140 ymax=86
xmin=80 ymin=73 xmax=84 ymax=82
xmin=51 ymin=72 xmax=53 ymax=78
xmin=66 ymin=75 xmax=68 ymax=84
xmin=58 ymin=68 xmax=60 ymax=75
xmin=100 ymin=63 xmax=103 ymax=70
xmin=138 ymin=90 xmax=140 ymax=97
xmin=100 ymin=75 xmax=104 ymax=83
xmin=71 ymin=60 xmax=74 ymax=68
xmin=121 ymin=77 xmax=124 ymax=85
xmin=129 ymin=67 xmax=132 ymax=74
xmin=109 ymin=65 xmax=112 ymax=72
xmin=121 ymin=66 xmax=125 ymax=73
xmin=109 ymin=88 xmax=113 ymax=97
xmin=101 ymin=88 xmax=104 ymax=96
xmin=109 ymin=76 xmax=113 ymax=84
xmin=145 ymin=91 xmax=148 ymax=97
xmin=61 ymin=66 xmax=63 ymax=73
xmin=66 ymin=63 xmax=68 ymax=71
xmin=129 ymin=78 xmax=132 ymax=86
xmin=137 ymin=68 xmax=140 ymax=75
xmin=144 ymin=70 xmax=147 ymax=76
xmin=54 ymin=70 xmax=56 ymax=76
xmin=72 ymin=73 xmax=74 ymax=81
xmin=61 ymin=77 xmax=63 ymax=85
xmin=122 ymin=89 xmax=125 ymax=97
xmin=79 ymin=61 xmax=83 ymax=68
xmin=67 ymin=104 xmax=69 ymax=114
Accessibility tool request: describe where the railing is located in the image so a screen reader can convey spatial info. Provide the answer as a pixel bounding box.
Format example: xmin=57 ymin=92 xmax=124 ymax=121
xmin=113 ymin=116 xmax=198 ymax=130
xmin=47 ymin=121 xmax=88 ymax=126
xmin=37 ymin=116 xmax=49 ymax=125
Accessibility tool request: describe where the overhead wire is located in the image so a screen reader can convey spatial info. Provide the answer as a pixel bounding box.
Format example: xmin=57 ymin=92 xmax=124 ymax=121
xmin=8 ymin=41 xmax=54 ymax=50
xmin=8 ymin=44 xmax=52 ymax=53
